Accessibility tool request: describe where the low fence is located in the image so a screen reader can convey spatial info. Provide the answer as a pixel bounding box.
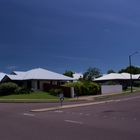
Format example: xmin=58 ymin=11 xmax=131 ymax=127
xmin=101 ymin=85 xmax=122 ymax=94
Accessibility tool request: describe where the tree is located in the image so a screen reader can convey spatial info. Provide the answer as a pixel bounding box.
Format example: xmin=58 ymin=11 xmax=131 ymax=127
xmin=63 ymin=70 xmax=74 ymax=77
xmin=107 ymin=69 xmax=115 ymax=74
xmin=118 ymin=66 xmax=140 ymax=74
xmin=83 ymin=67 xmax=102 ymax=81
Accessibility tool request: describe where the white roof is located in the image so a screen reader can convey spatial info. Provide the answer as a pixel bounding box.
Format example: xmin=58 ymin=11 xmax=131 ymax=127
xmin=6 ymin=68 xmax=74 ymax=81
xmin=13 ymin=71 xmax=26 ymax=76
xmin=94 ymin=73 xmax=139 ymax=81
xmin=8 ymin=71 xmax=26 ymax=80
xmin=120 ymin=73 xmax=133 ymax=79
xmin=0 ymin=73 xmax=6 ymax=81
xmin=6 ymin=74 xmax=24 ymax=80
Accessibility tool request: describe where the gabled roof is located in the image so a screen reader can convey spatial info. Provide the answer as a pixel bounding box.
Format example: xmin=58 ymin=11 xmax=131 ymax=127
xmin=0 ymin=73 xmax=6 ymax=81
xmin=133 ymin=74 xmax=140 ymax=79
xmin=6 ymin=74 xmax=23 ymax=80
xmin=5 ymin=68 xmax=75 ymax=81
xmin=9 ymin=71 xmax=26 ymax=80
xmin=94 ymin=73 xmax=139 ymax=81
xmin=12 ymin=71 xmax=26 ymax=76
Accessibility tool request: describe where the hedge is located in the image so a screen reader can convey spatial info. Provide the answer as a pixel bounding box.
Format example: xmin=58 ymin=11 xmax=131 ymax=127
xmin=64 ymin=81 xmax=100 ymax=96
xmin=0 ymin=82 xmax=18 ymax=95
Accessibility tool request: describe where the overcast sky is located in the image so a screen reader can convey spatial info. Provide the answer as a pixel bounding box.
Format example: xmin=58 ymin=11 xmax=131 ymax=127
xmin=0 ymin=0 xmax=140 ymax=74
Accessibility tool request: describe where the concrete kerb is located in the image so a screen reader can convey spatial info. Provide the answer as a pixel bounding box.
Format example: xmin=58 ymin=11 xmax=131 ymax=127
xmin=31 ymin=100 xmax=114 ymax=112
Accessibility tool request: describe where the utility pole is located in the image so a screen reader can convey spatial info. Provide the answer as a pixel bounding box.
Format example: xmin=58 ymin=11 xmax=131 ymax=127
xmin=129 ymin=51 xmax=138 ymax=93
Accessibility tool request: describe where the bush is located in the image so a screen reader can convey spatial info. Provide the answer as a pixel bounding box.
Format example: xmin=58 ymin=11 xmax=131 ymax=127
xmin=64 ymin=81 xmax=84 ymax=96
xmin=0 ymin=82 xmax=18 ymax=95
xmin=15 ymin=87 xmax=32 ymax=94
xmin=64 ymin=81 xmax=100 ymax=96
xmin=82 ymin=81 xmax=100 ymax=95
xmin=49 ymin=88 xmax=62 ymax=96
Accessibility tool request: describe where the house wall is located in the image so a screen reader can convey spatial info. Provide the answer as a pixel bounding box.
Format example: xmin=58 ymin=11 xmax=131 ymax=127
xmin=31 ymin=80 xmax=65 ymax=91
xmin=31 ymin=80 xmax=38 ymax=90
xmin=40 ymin=81 xmax=51 ymax=90
xmin=17 ymin=80 xmax=74 ymax=97
xmin=31 ymin=80 xmax=48 ymax=90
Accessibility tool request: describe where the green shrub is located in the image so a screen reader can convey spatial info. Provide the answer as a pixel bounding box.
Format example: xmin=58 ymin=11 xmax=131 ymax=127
xmin=49 ymin=88 xmax=62 ymax=96
xmin=64 ymin=81 xmax=100 ymax=96
xmin=79 ymin=81 xmax=100 ymax=95
xmin=0 ymin=82 xmax=18 ymax=95
xmin=64 ymin=81 xmax=84 ymax=96
xmin=84 ymin=81 xmax=100 ymax=95
xmin=15 ymin=87 xmax=32 ymax=94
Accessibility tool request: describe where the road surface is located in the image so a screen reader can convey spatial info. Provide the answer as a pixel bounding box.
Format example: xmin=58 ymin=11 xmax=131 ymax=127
xmin=0 ymin=93 xmax=140 ymax=140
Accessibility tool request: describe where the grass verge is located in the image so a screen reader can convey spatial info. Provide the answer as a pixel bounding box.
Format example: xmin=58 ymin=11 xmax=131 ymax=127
xmin=0 ymin=91 xmax=58 ymax=99
xmin=0 ymin=91 xmax=62 ymax=103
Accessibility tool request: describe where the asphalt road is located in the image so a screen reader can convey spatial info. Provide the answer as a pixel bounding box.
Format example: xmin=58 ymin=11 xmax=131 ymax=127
xmin=0 ymin=93 xmax=140 ymax=140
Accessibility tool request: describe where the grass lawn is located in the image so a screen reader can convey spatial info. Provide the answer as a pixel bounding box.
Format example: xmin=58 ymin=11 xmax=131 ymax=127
xmin=0 ymin=91 xmax=59 ymax=100
xmin=0 ymin=91 xmax=75 ymax=103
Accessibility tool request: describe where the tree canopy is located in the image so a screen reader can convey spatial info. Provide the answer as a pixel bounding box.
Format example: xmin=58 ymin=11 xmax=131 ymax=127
xmin=83 ymin=67 xmax=102 ymax=81
xmin=63 ymin=70 xmax=74 ymax=77
xmin=118 ymin=66 xmax=140 ymax=74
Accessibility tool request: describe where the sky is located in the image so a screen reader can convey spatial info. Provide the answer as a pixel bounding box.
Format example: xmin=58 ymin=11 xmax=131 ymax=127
xmin=0 ymin=0 xmax=140 ymax=74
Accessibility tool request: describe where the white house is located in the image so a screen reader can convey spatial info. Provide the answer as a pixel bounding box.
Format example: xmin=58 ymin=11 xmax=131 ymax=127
xmin=94 ymin=73 xmax=140 ymax=94
xmin=2 ymin=68 xmax=75 ymax=91
xmin=94 ymin=72 xmax=140 ymax=89
xmin=94 ymin=73 xmax=140 ymax=81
